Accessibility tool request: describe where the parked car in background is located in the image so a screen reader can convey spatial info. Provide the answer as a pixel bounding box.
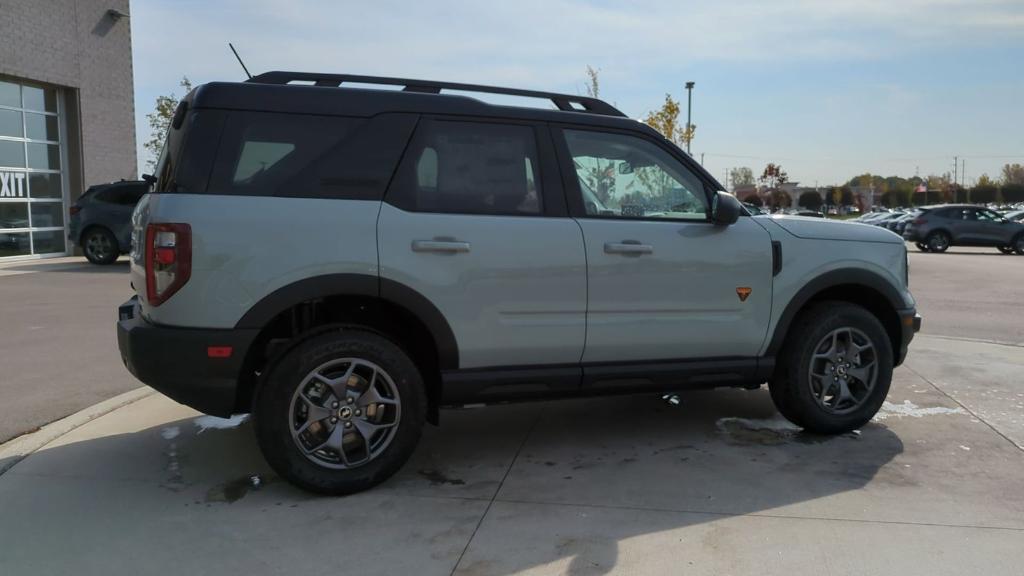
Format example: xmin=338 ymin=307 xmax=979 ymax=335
xmin=743 ymin=202 xmax=766 ymax=215
xmin=794 ymin=210 xmax=824 ymax=218
xmin=1003 ymin=209 xmax=1024 ymax=223
xmin=903 ymin=204 xmax=1024 ymax=254
xmin=69 ymin=179 xmax=148 ymax=264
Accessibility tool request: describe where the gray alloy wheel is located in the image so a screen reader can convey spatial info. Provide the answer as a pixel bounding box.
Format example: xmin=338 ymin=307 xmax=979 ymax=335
xmin=1014 ymin=235 xmax=1024 ymax=256
xmin=83 ymin=228 xmax=118 ymax=264
xmin=997 ymin=245 xmax=1014 ymax=255
xmin=288 ymin=357 xmax=401 ymax=470
xmin=926 ymin=231 xmax=950 ymax=253
xmin=807 ymin=327 xmax=878 ymax=415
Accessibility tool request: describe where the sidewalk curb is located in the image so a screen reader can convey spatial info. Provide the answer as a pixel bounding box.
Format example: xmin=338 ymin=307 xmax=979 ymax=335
xmin=0 ymin=387 xmax=155 ymax=477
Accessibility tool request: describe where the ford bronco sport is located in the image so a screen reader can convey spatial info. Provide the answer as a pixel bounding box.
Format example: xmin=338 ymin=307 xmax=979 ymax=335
xmin=117 ymin=72 xmax=921 ymax=494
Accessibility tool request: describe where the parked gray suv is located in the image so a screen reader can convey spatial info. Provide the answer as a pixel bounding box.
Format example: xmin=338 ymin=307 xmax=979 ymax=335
xmin=903 ymin=204 xmax=1024 ymax=254
xmin=69 ymin=180 xmax=148 ymax=264
xmin=116 ymin=72 xmax=921 ymax=494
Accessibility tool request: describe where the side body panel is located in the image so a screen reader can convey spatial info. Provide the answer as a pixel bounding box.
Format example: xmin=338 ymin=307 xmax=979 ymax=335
xmin=377 ymin=203 xmax=587 ymax=369
xmin=579 ymin=216 xmax=774 ymax=362
xmin=134 ymin=193 xmax=382 ymax=329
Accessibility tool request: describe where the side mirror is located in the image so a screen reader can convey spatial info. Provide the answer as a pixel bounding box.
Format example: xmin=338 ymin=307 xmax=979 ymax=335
xmin=711 ymin=191 xmax=742 ymax=225
xmin=141 ymin=173 xmax=157 ymax=185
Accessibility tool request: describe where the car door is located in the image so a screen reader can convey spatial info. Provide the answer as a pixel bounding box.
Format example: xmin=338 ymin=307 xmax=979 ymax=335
xmin=974 ymin=208 xmax=1010 ymax=245
xmin=953 ymin=208 xmax=984 ymax=244
xmin=553 ymin=126 xmax=774 ymax=365
xmin=377 ymin=117 xmax=587 ymax=372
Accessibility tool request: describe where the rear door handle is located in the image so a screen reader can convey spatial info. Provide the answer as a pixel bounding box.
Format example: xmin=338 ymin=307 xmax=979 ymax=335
xmin=604 ymin=241 xmax=653 ymax=255
xmin=412 ymin=240 xmax=471 ymax=253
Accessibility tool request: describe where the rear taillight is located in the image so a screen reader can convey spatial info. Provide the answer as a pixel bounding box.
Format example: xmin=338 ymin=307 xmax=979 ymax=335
xmin=69 ymin=205 xmax=81 ymax=216
xmin=145 ymin=223 xmax=191 ymax=306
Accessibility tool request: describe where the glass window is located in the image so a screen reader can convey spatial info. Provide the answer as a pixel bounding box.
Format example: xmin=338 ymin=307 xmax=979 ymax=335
xmin=0 ymin=202 xmax=29 ymax=228
xmin=396 ymin=120 xmax=542 ymax=216
xmin=31 ymin=229 xmax=65 ymax=254
xmin=0 ymin=231 xmax=31 ymax=257
xmin=21 ymin=85 xmax=58 ymax=113
xmin=0 ymin=108 xmax=22 ymax=138
xmin=30 ymin=202 xmax=64 ymax=228
xmin=26 ymin=143 xmax=60 ymax=170
xmin=0 ymin=140 xmax=25 ymax=168
xmin=977 ymin=209 xmax=1001 ymax=222
xmin=25 ymin=113 xmax=59 ymax=142
xmin=563 ymin=129 xmax=707 ymax=220
xmin=0 ymin=81 xmax=20 ymax=108
xmin=29 ymin=173 xmax=61 ymax=199
xmin=207 ymin=111 xmax=363 ymax=197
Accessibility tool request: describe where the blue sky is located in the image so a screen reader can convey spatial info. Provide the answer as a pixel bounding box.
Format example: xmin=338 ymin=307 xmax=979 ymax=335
xmin=130 ymin=0 xmax=1024 ymax=187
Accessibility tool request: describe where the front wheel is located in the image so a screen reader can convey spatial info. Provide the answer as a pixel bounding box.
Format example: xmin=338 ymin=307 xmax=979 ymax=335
xmin=1013 ymin=235 xmax=1024 ymax=255
xmin=770 ymin=302 xmax=893 ymax=434
xmin=254 ymin=329 xmax=426 ymax=495
xmin=997 ymin=246 xmax=1014 ymax=255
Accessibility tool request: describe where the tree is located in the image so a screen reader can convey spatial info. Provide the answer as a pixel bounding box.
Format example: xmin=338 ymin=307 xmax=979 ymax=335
xmin=770 ymin=190 xmax=792 ymax=209
xmin=1001 ymin=163 xmax=1024 ymax=186
xmin=745 ymin=195 xmax=763 ymax=207
xmin=643 ymin=94 xmax=686 ymax=148
xmin=970 ymin=182 xmax=999 ymax=204
xmin=1002 ymin=184 xmax=1024 ymax=203
xmin=759 ymin=163 xmax=788 ymax=189
xmin=798 ymin=191 xmax=823 ymax=211
xmin=729 ymin=167 xmax=755 ymax=188
xmin=143 ymin=76 xmax=192 ymax=170
xmin=579 ymin=67 xmax=615 ymax=204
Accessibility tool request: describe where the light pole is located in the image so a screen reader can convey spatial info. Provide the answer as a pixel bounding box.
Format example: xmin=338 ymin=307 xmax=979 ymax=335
xmin=685 ymin=81 xmax=695 ymax=154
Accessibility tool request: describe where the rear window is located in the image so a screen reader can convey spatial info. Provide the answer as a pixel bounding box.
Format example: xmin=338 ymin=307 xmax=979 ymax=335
xmin=93 ymin=183 xmax=147 ymax=205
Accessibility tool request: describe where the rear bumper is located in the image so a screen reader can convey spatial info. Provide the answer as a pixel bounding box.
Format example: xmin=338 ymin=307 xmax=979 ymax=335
xmin=896 ymin=308 xmax=922 ymax=365
xmin=902 ymin=229 xmax=922 ymax=242
xmin=116 ymin=297 xmax=257 ymax=416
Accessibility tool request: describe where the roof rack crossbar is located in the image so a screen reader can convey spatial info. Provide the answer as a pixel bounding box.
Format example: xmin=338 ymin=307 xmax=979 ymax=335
xmin=247 ymin=71 xmax=626 ymax=117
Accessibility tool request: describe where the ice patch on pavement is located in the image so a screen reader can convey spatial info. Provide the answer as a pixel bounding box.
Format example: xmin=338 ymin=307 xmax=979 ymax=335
xmin=193 ymin=414 xmax=249 ymax=434
xmin=160 ymin=426 xmax=180 ymax=440
xmin=873 ymin=400 xmax=965 ymax=421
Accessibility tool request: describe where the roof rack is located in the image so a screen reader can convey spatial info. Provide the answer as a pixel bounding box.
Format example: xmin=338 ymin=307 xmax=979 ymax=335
xmin=246 ymin=71 xmax=627 ymax=118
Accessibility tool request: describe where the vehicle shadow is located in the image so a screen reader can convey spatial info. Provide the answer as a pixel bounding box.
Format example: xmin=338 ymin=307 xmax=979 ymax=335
xmin=0 ymin=389 xmax=903 ymax=575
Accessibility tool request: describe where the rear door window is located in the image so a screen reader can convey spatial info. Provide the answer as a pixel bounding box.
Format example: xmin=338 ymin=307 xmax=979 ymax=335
xmin=388 ymin=119 xmax=543 ymax=216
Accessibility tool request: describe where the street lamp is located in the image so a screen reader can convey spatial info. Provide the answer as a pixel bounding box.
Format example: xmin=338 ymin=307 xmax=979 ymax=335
xmin=685 ymin=81 xmax=695 ymax=154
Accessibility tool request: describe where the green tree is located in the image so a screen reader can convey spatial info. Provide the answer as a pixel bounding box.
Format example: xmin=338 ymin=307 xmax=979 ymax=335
xmin=729 ymin=166 xmax=755 ymax=188
xmin=1002 ymin=184 xmax=1024 ymax=203
xmin=798 ymin=191 xmax=823 ymax=211
xmin=633 ymin=93 xmax=688 ymax=201
xmin=143 ymin=76 xmax=192 ymax=170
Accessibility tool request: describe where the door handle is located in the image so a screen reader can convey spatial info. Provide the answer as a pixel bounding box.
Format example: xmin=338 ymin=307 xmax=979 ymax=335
xmin=411 ymin=240 xmax=471 ymax=253
xmin=604 ymin=241 xmax=653 ymax=255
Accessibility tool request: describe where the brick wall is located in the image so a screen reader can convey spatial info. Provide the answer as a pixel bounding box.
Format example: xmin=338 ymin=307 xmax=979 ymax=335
xmin=0 ymin=0 xmax=137 ymax=190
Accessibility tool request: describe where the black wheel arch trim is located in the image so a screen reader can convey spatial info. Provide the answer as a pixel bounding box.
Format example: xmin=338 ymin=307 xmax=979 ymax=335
xmin=234 ymin=273 xmax=459 ymax=370
xmin=765 ymin=268 xmax=906 ymax=357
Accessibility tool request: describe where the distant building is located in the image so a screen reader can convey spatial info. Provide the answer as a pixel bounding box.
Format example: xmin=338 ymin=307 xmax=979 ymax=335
xmin=0 ymin=0 xmax=136 ymax=260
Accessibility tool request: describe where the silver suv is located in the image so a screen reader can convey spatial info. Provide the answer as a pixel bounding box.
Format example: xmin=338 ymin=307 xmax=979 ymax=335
xmin=117 ymin=72 xmax=921 ymax=494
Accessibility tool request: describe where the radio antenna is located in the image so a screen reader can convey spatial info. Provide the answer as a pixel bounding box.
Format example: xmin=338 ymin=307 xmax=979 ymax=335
xmin=229 ymin=43 xmax=252 ymax=79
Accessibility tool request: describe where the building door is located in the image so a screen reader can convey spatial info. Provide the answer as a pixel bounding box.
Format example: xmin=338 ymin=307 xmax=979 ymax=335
xmin=0 ymin=78 xmax=66 ymax=259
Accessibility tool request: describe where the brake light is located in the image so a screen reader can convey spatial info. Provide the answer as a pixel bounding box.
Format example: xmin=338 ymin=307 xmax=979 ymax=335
xmin=145 ymin=223 xmax=191 ymax=306
xmin=69 ymin=205 xmax=81 ymax=215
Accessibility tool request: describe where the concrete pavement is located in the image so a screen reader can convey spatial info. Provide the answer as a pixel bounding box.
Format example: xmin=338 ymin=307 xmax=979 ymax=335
xmin=1 ymin=334 xmax=1022 ymax=576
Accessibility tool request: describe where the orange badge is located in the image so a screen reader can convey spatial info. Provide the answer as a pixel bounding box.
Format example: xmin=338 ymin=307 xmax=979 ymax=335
xmin=736 ymin=287 xmax=752 ymax=302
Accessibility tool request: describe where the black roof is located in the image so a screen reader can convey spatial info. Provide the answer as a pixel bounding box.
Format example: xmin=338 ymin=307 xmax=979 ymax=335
xmin=189 ymin=71 xmax=654 ymax=134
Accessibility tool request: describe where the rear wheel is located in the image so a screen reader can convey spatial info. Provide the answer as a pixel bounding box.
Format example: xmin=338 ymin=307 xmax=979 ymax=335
xmin=926 ymin=231 xmax=950 ymax=253
xmin=770 ymin=302 xmax=893 ymax=434
xmin=997 ymin=246 xmax=1014 ymax=255
xmin=1013 ymin=234 xmax=1024 ymax=256
xmin=254 ymin=329 xmax=426 ymax=495
xmin=82 ymin=227 xmax=118 ymax=265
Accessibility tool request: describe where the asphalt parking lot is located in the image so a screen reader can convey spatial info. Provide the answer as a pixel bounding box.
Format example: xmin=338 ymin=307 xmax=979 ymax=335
xmin=1 ymin=246 xmax=1022 ymax=575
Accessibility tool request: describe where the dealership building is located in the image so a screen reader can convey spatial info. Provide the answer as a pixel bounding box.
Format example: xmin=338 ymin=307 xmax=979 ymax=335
xmin=0 ymin=0 xmax=137 ymax=260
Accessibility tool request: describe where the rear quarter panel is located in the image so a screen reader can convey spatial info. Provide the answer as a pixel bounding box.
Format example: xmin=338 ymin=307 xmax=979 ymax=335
xmin=135 ymin=193 xmax=380 ymax=328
